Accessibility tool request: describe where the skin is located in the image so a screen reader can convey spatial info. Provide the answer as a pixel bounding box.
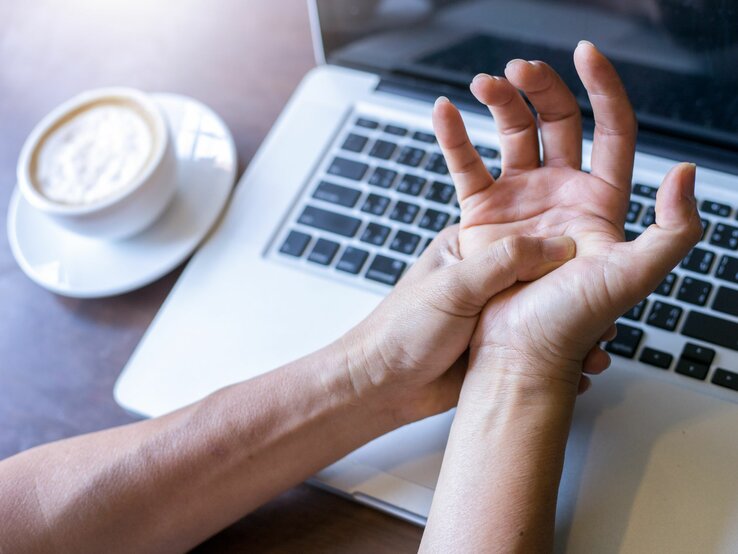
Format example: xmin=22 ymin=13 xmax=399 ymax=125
xmin=420 ymin=42 xmax=702 ymax=552
xmin=0 ymin=227 xmax=588 ymax=554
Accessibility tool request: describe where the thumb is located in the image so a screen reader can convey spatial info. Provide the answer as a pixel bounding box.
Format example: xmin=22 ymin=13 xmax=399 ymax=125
xmin=617 ymin=163 xmax=702 ymax=304
xmin=422 ymin=234 xmax=576 ymax=317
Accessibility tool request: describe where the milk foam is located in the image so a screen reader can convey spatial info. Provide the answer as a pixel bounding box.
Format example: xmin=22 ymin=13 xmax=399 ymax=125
xmin=34 ymin=102 xmax=154 ymax=205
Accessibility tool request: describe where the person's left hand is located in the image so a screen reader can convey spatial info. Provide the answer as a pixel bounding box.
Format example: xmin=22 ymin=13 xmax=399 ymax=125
xmin=431 ymin=42 xmax=702 ymax=391
xmin=340 ymin=225 xmax=614 ymax=424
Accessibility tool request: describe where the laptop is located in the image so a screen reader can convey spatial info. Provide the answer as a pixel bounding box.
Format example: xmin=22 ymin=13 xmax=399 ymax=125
xmin=115 ymin=1 xmax=738 ymax=550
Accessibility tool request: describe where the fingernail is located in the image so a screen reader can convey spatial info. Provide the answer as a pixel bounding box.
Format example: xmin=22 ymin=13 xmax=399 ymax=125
xmin=578 ymin=39 xmax=595 ymax=48
xmin=435 ymin=96 xmax=450 ymax=107
xmin=472 ymin=73 xmax=492 ymax=83
xmin=542 ymin=236 xmax=576 ymax=262
xmin=506 ymin=58 xmax=526 ymax=67
xmin=683 ymin=163 xmax=697 ymax=199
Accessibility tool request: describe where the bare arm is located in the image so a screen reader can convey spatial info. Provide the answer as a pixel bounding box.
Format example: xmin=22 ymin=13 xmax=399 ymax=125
xmin=0 ymin=344 xmax=402 ymax=553
xmin=0 ymin=228 xmax=572 ymax=553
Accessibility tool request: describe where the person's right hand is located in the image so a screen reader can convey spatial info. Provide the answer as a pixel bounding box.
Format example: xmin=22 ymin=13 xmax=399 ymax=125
xmin=432 ymin=42 xmax=703 ymax=391
xmin=338 ymin=225 xmax=595 ymax=424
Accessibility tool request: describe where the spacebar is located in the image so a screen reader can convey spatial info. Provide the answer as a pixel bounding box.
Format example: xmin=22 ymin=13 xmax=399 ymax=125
xmin=681 ymin=311 xmax=738 ymax=351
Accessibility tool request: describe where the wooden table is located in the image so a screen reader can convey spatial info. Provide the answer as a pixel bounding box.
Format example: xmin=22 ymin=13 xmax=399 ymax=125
xmin=0 ymin=1 xmax=423 ymax=550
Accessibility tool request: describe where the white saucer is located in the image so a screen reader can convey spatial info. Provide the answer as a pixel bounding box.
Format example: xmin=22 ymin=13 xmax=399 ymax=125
xmin=7 ymin=93 xmax=237 ymax=298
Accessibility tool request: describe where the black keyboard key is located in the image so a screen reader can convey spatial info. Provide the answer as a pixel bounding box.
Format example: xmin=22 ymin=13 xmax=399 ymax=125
xmin=342 ymin=133 xmax=368 ymax=153
xmin=279 ymin=230 xmax=311 ymax=257
xmin=624 ymin=228 xmax=640 ymax=242
xmin=489 ymin=166 xmax=502 ymax=179
xmin=369 ymin=140 xmax=397 ymax=160
xmin=360 ymin=223 xmax=391 ymax=246
xmin=425 ymin=153 xmax=449 ymax=175
xmin=605 ymin=323 xmax=643 ymax=358
xmin=633 ymin=183 xmax=658 ymax=199
xmin=327 ymin=157 xmax=369 ymax=181
xmin=366 ymin=255 xmax=407 ymax=286
xmin=396 ymin=174 xmax=427 ymax=196
xmin=298 ymin=206 xmax=361 ymax=238
xmin=336 ymin=247 xmax=369 ymax=274
xmin=641 ymin=205 xmax=656 ymax=227
xmin=676 ymin=277 xmax=712 ymax=306
xmin=356 ymin=117 xmax=379 ymax=130
xmin=475 ymin=145 xmax=499 ymax=159
xmin=426 ymin=181 xmax=455 ymax=205
xmin=646 ymin=301 xmax=683 ymax=331
xmin=639 ymin=347 xmax=673 ymax=369
xmin=307 ymin=238 xmax=340 ymax=265
xmin=452 ymin=214 xmax=461 ymax=225
xmin=413 ymin=131 xmax=436 ymax=144
xmin=626 ymin=201 xmax=643 ymax=224
xmin=681 ymin=343 xmax=716 ymax=365
xmin=390 ymin=231 xmax=421 ymax=255
xmin=709 ymin=223 xmax=738 ymax=250
xmin=682 ymin=311 xmax=738 ymax=351
xmin=675 ymin=359 xmax=709 ymax=381
xmin=384 ymin=124 xmax=407 ymax=137
xmin=368 ymin=167 xmax=397 ymax=189
xmin=680 ymin=247 xmax=715 ymax=274
xmin=623 ymin=299 xmax=648 ymax=321
xmin=389 ymin=201 xmax=420 ymax=224
xmin=701 ymin=199 xmax=732 ymax=218
xmin=712 ymin=368 xmax=738 ymax=392
xmin=312 ymin=181 xmax=361 ymax=208
xmin=396 ymin=146 xmax=426 ymax=168
xmin=713 ymin=286 xmax=738 ymax=317
xmin=701 ymin=218 xmax=710 ymax=240
xmin=655 ymin=272 xmax=677 ymax=296
xmin=361 ymin=194 xmax=391 ymax=216
xmin=716 ymin=255 xmax=738 ymax=284
xmin=419 ymin=209 xmax=451 ymax=232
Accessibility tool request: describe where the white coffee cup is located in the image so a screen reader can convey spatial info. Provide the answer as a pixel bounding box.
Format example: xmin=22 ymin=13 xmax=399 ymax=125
xmin=17 ymin=88 xmax=177 ymax=240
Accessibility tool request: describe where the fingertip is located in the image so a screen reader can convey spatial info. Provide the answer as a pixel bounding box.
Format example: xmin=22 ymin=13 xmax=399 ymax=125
xmin=542 ymin=236 xmax=577 ymax=262
xmin=470 ymin=74 xmax=514 ymax=106
xmin=654 ymin=162 xmax=699 ymax=233
xmin=503 ymin=59 xmax=541 ymax=89
xmin=434 ymin=95 xmax=451 ymax=108
xmin=680 ymin=162 xmax=697 ymax=199
xmin=578 ymin=375 xmax=592 ymax=395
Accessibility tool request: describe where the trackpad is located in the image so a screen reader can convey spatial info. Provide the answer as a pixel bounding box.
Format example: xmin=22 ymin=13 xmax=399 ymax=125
xmin=557 ymin=368 xmax=738 ymax=553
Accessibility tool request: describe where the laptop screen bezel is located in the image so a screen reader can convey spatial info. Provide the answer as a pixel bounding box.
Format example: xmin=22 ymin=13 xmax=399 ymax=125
xmin=308 ymin=0 xmax=738 ymax=174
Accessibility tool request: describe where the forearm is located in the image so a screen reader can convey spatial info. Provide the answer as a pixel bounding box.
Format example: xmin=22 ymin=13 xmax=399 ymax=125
xmin=421 ymin=353 xmax=578 ymax=553
xmin=0 ymin=343 xmax=400 ymax=553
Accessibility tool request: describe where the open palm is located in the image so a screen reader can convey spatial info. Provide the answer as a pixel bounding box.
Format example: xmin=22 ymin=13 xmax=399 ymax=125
xmin=433 ymin=42 xmax=702 ymax=383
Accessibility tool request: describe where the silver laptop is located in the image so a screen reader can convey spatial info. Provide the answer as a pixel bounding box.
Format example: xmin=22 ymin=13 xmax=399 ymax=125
xmin=115 ymin=1 xmax=738 ymax=551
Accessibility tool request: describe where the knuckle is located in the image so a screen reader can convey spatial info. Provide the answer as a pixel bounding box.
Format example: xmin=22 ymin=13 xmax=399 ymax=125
xmin=494 ymin=235 xmax=526 ymax=272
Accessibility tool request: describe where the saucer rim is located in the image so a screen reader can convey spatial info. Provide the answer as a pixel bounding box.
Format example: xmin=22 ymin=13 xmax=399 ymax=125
xmin=6 ymin=92 xmax=238 ymax=299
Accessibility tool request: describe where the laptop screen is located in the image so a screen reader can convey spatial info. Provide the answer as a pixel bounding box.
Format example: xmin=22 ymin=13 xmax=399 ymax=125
xmin=315 ymin=0 xmax=738 ymax=149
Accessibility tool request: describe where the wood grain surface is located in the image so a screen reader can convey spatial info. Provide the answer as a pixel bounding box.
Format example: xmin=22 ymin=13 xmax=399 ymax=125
xmin=0 ymin=0 xmax=423 ymax=550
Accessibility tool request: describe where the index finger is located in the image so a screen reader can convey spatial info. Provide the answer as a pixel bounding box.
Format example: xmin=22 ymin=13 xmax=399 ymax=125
xmin=574 ymin=41 xmax=637 ymax=192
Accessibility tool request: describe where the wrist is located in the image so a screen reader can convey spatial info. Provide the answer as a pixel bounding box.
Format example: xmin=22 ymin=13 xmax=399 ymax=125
xmin=460 ymin=345 xmax=581 ymax=410
xmin=331 ymin=329 xmax=450 ymax=428
xmin=317 ymin=337 xmax=411 ymax=430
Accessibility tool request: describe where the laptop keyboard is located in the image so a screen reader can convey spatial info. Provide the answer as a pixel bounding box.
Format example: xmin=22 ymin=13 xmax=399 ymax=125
xmin=272 ymin=110 xmax=738 ymax=399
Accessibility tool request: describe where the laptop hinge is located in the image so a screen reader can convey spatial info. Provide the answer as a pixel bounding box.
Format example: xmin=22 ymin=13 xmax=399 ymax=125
xmin=377 ymin=73 xmax=487 ymax=116
xmin=378 ymin=75 xmax=738 ymax=176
